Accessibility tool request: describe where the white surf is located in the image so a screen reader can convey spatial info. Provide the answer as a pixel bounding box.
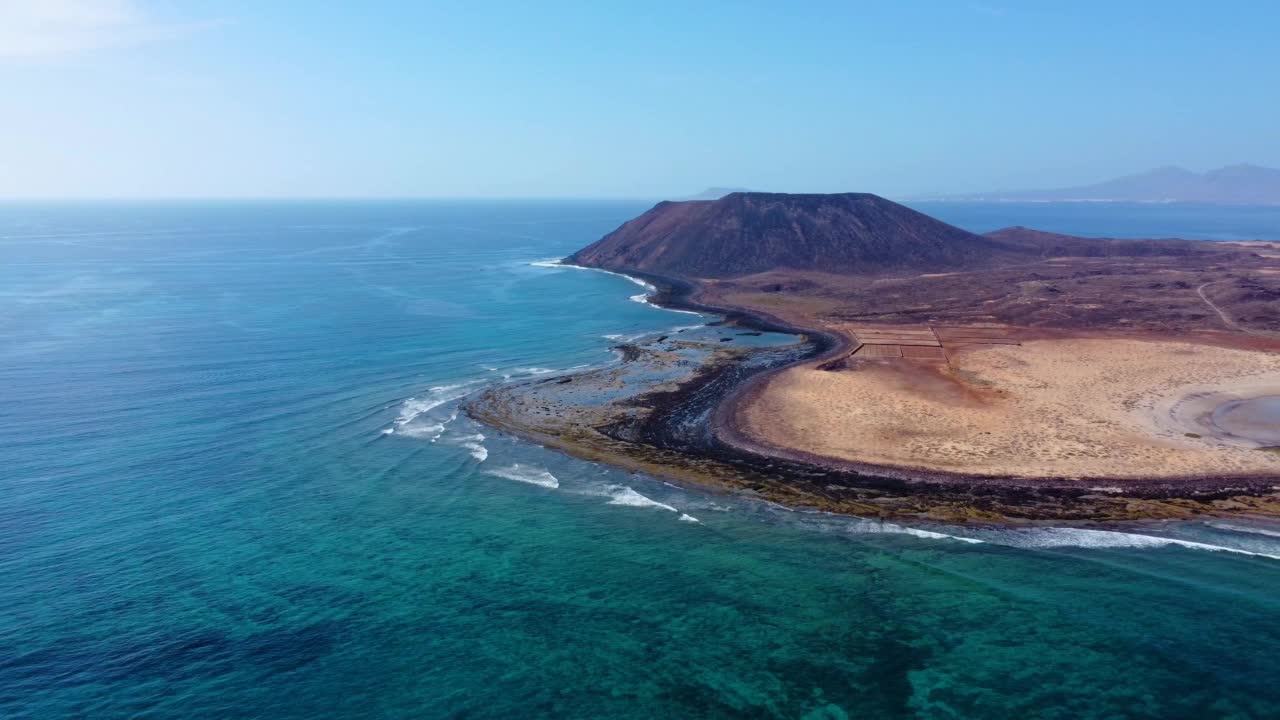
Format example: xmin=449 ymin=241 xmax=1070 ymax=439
xmin=483 ymin=464 xmax=559 ymax=489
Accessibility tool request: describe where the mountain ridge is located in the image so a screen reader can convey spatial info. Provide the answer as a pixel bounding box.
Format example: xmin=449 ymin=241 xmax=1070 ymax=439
xmin=920 ymin=164 xmax=1280 ymax=204
xmin=680 ymin=187 xmax=751 ymax=201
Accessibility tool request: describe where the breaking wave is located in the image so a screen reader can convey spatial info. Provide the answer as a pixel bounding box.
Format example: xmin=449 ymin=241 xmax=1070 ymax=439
xmin=836 ymin=520 xmax=1277 ymax=557
xmin=483 ymin=464 xmax=559 ymax=489
xmin=530 ymin=258 xmax=705 ymax=317
xmin=842 ymin=518 xmax=984 ymax=544
xmin=625 ymin=276 xmax=658 ymax=306
xmin=384 ymin=382 xmax=479 ymax=437
xmin=606 ymin=486 xmax=679 ymax=513
xmin=398 ymin=422 xmax=447 ymax=441
xmin=984 ymin=527 xmax=1280 ymax=560
xmin=513 ymin=367 xmax=557 ymax=376
xmin=1208 ymin=522 xmax=1280 ymax=539
xmin=448 ymin=432 xmax=488 ymax=462
xmin=488 ymin=365 xmax=592 ymax=381
xmin=602 ymin=332 xmax=651 ymax=342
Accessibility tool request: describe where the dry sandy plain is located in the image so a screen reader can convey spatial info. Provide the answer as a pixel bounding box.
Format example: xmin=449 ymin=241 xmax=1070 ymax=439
xmin=740 ymin=337 xmax=1280 ymax=480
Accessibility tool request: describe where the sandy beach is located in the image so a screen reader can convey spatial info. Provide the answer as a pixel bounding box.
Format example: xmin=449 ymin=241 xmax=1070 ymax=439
xmin=739 ymin=337 xmax=1280 ymax=480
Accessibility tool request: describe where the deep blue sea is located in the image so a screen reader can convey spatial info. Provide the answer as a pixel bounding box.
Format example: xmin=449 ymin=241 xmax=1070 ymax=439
xmin=3 ymin=200 xmax=1280 ymax=719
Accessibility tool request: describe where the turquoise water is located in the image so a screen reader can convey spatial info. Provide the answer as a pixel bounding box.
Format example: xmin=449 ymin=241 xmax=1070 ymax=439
xmin=2 ymin=201 xmax=1280 ymax=719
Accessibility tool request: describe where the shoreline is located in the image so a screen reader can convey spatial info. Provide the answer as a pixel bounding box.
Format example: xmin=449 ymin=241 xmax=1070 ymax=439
xmin=467 ymin=261 xmax=1280 ymax=522
xmin=633 ymin=266 xmax=1280 ymax=493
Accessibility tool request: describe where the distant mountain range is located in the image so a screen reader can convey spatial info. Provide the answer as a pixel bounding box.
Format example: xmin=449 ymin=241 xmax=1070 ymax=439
xmin=921 ymin=164 xmax=1280 ymax=204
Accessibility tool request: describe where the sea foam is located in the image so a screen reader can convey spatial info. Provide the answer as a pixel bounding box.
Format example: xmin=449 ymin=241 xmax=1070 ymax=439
xmin=385 ymin=382 xmax=479 ymax=437
xmin=988 ymin=527 xmax=1280 ymax=560
xmin=530 ymin=259 xmax=705 ymax=317
xmin=398 ymin=422 xmax=446 ymax=440
xmin=484 ymin=464 xmax=559 ymax=489
xmin=845 ymin=519 xmax=984 ymax=544
xmin=841 ymin=520 xmax=1278 ymax=557
xmin=1208 ymin=522 xmax=1280 ymax=539
xmin=513 ymin=367 xmax=557 ymax=376
xmin=447 ymin=433 xmax=488 ymax=462
xmin=462 ymin=434 xmax=488 ymax=462
xmin=607 ymin=486 xmax=678 ymax=513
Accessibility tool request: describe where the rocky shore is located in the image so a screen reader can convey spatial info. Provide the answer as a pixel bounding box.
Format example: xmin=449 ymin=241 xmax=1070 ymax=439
xmin=464 ymin=266 xmax=1280 ymax=523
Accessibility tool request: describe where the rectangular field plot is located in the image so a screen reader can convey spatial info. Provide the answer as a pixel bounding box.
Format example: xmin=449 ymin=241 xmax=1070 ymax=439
xmin=900 ymin=345 xmax=946 ymax=360
xmin=856 ymin=339 xmax=941 ymax=347
xmin=932 ymin=327 xmax=1018 ymax=343
xmin=940 ymin=338 xmax=1020 ymax=345
xmin=839 ymin=325 xmax=1024 ymax=365
xmin=847 ymin=328 xmax=941 ymax=347
xmin=853 ymin=344 xmax=903 ymax=358
xmin=931 ymin=326 xmax=1012 ymax=336
xmin=848 ymin=329 xmax=936 ymax=337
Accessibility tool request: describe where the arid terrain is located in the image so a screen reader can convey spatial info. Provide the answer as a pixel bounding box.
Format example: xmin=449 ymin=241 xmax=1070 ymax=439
xmin=567 ymin=192 xmax=1280 ymax=488
xmin=741 ymin=336 xmax=1280 ymax=480
xmin=696 ymin=235 xmax=1280 ymax=336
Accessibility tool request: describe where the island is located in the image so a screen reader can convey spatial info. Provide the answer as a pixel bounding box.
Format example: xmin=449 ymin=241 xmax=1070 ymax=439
xmin=468 ymin=192 xmax=1280 ymax=522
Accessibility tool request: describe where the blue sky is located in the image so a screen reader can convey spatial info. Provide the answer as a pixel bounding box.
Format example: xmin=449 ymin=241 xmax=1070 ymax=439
xmin=1 ymin=0 xmax=1277 ymax=198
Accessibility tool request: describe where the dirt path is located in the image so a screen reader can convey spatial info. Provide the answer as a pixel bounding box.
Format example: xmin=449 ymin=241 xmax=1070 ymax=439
xmin=1197 ymin=280 xmax=1265 ymax=336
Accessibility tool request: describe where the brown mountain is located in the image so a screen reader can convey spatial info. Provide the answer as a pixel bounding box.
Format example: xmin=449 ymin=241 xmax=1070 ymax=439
xmin=984 ymin=226 xmax=1231 ymax=258
xmin=569 ymin=192 xmax=1022 ymax=278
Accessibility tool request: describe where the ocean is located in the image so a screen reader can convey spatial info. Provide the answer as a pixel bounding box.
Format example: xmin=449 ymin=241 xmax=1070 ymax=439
xmin=2 ymin=200 xmax=1279 ymax=719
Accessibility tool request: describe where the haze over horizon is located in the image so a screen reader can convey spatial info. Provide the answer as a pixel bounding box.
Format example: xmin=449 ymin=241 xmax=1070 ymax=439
xmin=1 ymin=1 xmax=1278 ymax=199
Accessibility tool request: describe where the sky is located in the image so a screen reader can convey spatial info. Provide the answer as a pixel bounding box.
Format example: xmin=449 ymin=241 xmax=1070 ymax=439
xmin=0 ymin=0 xmax=1277 ymax=199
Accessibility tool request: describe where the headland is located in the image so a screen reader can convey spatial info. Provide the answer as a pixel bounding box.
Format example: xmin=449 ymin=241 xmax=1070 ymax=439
xmin=467 ymin=193 xmax=1280 ymax=522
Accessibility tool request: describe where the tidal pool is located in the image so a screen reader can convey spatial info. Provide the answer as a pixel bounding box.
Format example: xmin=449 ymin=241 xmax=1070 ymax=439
xmin=1212 ymin=394 xmax=1280 ymax=446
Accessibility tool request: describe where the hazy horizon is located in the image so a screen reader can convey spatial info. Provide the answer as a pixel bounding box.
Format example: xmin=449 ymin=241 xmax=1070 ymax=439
xmin=2 ymin=1 xmax=1278 ymax=200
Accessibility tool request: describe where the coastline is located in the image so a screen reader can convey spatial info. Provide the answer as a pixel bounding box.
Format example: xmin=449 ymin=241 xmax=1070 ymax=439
xmin=466 ymin=260 xmax=1280 ymax=522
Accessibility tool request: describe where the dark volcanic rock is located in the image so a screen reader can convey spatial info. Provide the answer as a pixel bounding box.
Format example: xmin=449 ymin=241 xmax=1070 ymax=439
xmin=568 ymin=192 xmax=1022 ymax=278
